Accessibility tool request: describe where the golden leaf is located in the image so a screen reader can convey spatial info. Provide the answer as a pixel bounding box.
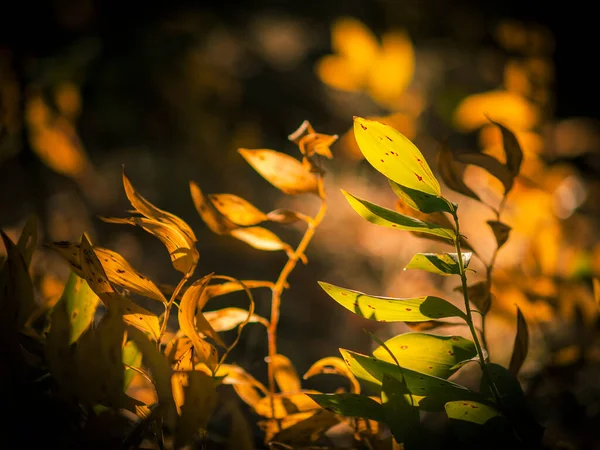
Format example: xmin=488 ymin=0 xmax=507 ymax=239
xmin=288 ymin=120 xmax=338 ymax=159
xmin=190 ymin=181 xmax=237 ymax=235
xmin=230 ymin=226 xmax=291 ymax=252
xmin=208 ymin=193 xmax=268 ymax=226
xmin=269 ymin=354 xmax=301 ymax=393
xmin=204 ymin=307 xmax=268 ymax=332
xmin=217 ymin=364 xmax=268 ymax=408
xmin=254 ymin=392 xmax=320 ymax=419
xmin=303 ymin=357 xmax=360 ymax=394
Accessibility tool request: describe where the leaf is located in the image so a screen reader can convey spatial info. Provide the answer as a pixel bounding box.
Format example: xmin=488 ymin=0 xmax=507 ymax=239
xmin=16 ymin=214 xmax=38 ymax=267
xmin=60 ymin=271 xmax=100 ymax=344
xmin=389 ymin=180 xmax=454 ymax=214
xmin=404 ymin=252 xmax=471 ymax=276
xmin=266 ymin=209 xmax=306 ymax=224
xmin=172 ymin=371 xmax=220 ymax=450
xmin=230 ymin=226 xmax=291 ymax=252
xmin=353 ymin=117 xmax=441 ymax=196
xmin=373 ymin=333 xmax=477 ymax=379
xmin=269 ymin=354 xmax=301 ymax=393
xmin=123 ymin=171 xmax=197 ymax=243
xmin=303 ymin=356 xmax=360 ymax=393
xmin=319 ymin=281 xmax=466 ymax=322
xmin=204 ymin=307 xmax=268 ymax=332
xmin=340 ymin=349 xmax=480 ymax=411
xmin=308 ymin=393 xmax=384 ymax=422
xmin=437 ymin=145 xmax=481 ymax=202
xmin=288 ymin=120 xmax=338 ymax=159
xmin=486 ymin=221 xmax=511 ymax=250
xmin=594 ymin=278 xmax=600 ymax=310
xmin=489 ymin=119 xmax=523 ymax=178
xmin=455 ymin=282 xmax=491 ymax=315
xmin=217 ymin=364 xmax=268 ymax=409
xmin=259 ymin=409 xmax=339 ymax=446
xmin=238 ymin=148 xmax=319 ymax=195
xmin=207 ymin=193 xmax=268 ymax=226
xmin=454 ymin=151 xmax=514 ymax=193
xmin=444 ymin=400 xmax=502 ymax=425
xmin=123 ymin=340 xmax=142 ymax=390
xmin=178 ymin=275 xmax=220 ymax=367
xmin=254 ymin=391 xmax=320 ymax=418
xmin=381 ymin=375 xmax=420 ymax=444
xmin=508 ymin=306 xmax=529 ymax=376
xmin=444 ymin=400 xmax=512 ymax=448
xmin=342 ymin=190 xmax=456 ymax=241
xmin=100 ymin=217 xmax=198 ymax=274
xmin=189 ymin=181 xmax=237 ymax=235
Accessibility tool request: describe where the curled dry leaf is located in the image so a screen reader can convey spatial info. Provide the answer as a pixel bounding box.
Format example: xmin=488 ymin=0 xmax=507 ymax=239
xmin=238 ymin=148 xmax=319 ymax=195
xmin=508 ymin=306 xmax=529 ymax=377
xmin=189 ymin=181 xmax=237 ymax=235
xmin=266 ymin=209 xmax=308 ymax=224
xmin=288 ymin=119 xmax=338 ymax=159
xmin=217 ymin=364 xmax=269 ymax=408
xmin=208 ymin=193 xmax=268 ymax=226
xmin=487 ymin=220 xmax=512 ymax=250
xmin=204 ymin=307 xmax=268 ymax=332
xmin=488 ymin=119 xmax=523 ymax=177
xmin=267 ymin=354 xmax=302 ymax=393
xmin=303 ymin=356 xmax=360 ymax=394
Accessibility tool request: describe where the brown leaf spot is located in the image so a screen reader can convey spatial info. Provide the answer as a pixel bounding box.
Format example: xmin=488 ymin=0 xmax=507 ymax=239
xmin=116 ymin=269 xmax=126 ymax=274
xmin=360 ymin=124 xmax=367 ymax=130
xmin=405 ymin=308 xmax=412 ymax=311
xmin=400 ymin=345 xmax=408 ymax=350
xmin=415 ymin=173 xmax=423 ymax=181
xmin=385 ymin=136 xmax=393 ymax=142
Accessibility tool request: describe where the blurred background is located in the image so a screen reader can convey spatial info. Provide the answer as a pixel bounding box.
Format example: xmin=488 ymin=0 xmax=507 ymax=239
xmin=1 ymin=0 xmax=600 ymax=448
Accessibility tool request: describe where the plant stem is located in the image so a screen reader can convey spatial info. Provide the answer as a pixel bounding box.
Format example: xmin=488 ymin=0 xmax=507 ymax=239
xmin=158 ymin=271 xmax=193 ymax=344
xmin=452 ymin=210 xmax=502 ymax=403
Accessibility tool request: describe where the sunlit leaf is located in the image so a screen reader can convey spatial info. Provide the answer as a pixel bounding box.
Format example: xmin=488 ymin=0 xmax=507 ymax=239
xmin=217 ymin=364 xmax=268 ymax=409
xmin=340 ymin=349 xmax=480 ymax=410
xmin=207 ymin=193 xmax=268 ymax=226
xmin=318 ymin=281 xmax=466 ymax=322
xmin=204 ymin=307 xmax=268 ymax=332
xmin=373 ymin=333 xmax=477 ymax=379
xmin=381 ymin=375 xmax=420 ymax=444
xmin=266 ymin=209 xmax=306 ymax=224
xmin=123 ymin=340 xmax=142 ymax=390
xmin=508 ymin=306 xmax=529 ymax=376
xmin=238 ymin=148 xmax=319 ymax=195
xmin=123 ymin=171 xmax=197 ymax=243
xmin=353 ymin=117 xmax=441 ymax=196
xmin=308 ymin=393 xmax=384 ymax=421
xmin=445 ymin=400 xmax=502 ymax=425
xmin=487 ymin=221 xmax=511 ymax=250
xmin=254 ymin=391 xmax=320 ymax=418
xmin=269 ymin=354 xmax=301 ymax=393
xmin=172 ymin=371 xmax=220 ymax=450
xmin=389 ymin=180 xmax=454 ymax=214
xmin=303 ymin=356 xmax=360 ymax=393
xmin=455 ymin=282 xmax=491 ymax=315
xmin=16 ymin=214 xmax=38 ymax=267
xmin=593 ymin=278 xmax=600 ymax=310
xmin=404 ymin=253 xmax=471 ymax=276
xmin=60 ymin=271 xmax=100 ymax=344
xmin=100 ymin=217 xmax=198 ymax=274
xmin=288 ymin=120 xmax=338 ymax=159
xmin=178 ymin=275 xmax=219 ymax=367
xmin=189 ymin=181 xmax=237 ymax=235
xmin=489 ymin=119 xmax=523 ymax=178
xmin=454 ymin=151 xmax=514 ymax=193
xmin=230 ymin=226 xmax=291 ymax=252
xmin=342 ymin=190 xmax=455 ymax=241
xmin=437 ymin=145 xmax=481 ymax=202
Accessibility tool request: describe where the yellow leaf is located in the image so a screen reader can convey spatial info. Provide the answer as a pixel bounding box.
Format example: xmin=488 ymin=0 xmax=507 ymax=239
xmin=238 ymin=149 xmax=319 ymax=195
xmin=303 ymin=357 xmax=360 ymax=394
xmin=315 ymin=55 xmax=365 ymax=91
xmin=100 ymin=217 xmax=198 ymax=274
xmin=178 ymin=275 xmax=220 ymax=367
xmin=217 ymin=364 xmax=268 ymax=408
xmin=254 ymin=392 xmax=320 ymax=418
xmin=230 ymin=226 xmax=291 ymax=252
xmin=266 ymin=209 xmax=306 ymax=224
xmin=122 ymin=171 xmax=197 ymax=243
xmin=259 ymin=409 xmax=339 ymax=445
xmin=269 ymin=354 xmax=301 ymax=393
xmin=453 ymin=90 xmax=540 ymax=132
xmin=204 ymin=307 xmax=268 ymax=331
xmin=208 ymin=193 xmax=268 ymax=226
xmin=165 ymin=336 xmax=196 ymax=370
xmin=190 ymin=181 xmax=237 ymax=235
xmin=288 ymin=120 xmax=338 ymax=159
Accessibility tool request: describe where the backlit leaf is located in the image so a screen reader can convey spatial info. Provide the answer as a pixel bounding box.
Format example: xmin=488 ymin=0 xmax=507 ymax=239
xmin=254 ymin=391 xmax=319 ymax=418
xmin=269 ymin=354 xmax=301 ymax=393
xmin=259 ymin=409 xmax=338 ymax=446
xmin=204 ymin=307 xmax=268 ymax=332
xmin=266 ymin=209 xmax=306 ymax=224
xmin=381 ymin=375 xmax=420 ymax=444
xmin=123 ymin=340 xmax=142 ymax=390
xmin=404 ymin=253 xmax=471 ymax=276
xmin=61 ymin=271 xmax=100 ymax=344
xmin=308 ymin=393 xmax=385 ymax=421
xmin=172 ymin=371 xmax=220 ymax=450
xmin=288 ymin=120 xmax=338 ymax=159
xmin=353 ymin=117 xmax=441 ymax=196
xmin=208 ymin=193 xmax=268 ymax=226
xmin=123 ymin=171 xmax=197 ymax=243
xmin=445 ymin=400 xmax=502 ymax=425
xmin=445 ymin=400 xmax=512 ymax=448
xmin=455 ymin=282 xmax=491 ymax=315
xmin=230 ymin=226 xmax=291 ymax=252
xmin=217 ymin=364 xmax=268 ymax=409
xmin=318 ymin=281 xmax=466 ymax=322
xmin=487 ymin=221 xmax=511 ymax=250
xmin=303 ymin=356 xmax=361 ymax=393
xmin=593 ymin=279 xmax=600 ymax=310
xmin=508 ymin=306 xmax=529 ymax=376
xmin=389 ymin=180 xmax=454 ymax=214
xmin=373 ymin=333 xmax=477 ymax=379
xmin=189 ymin=181 xmax=237 ymax=235
xmin=100 ymin=217 xmax=198 ymax=274
xmin=342 ymin=190 xmax=455 ymax=241
xmin=340 ymin=349 xmax=479 ymax=410
xmin=178 ymin=275 xmax=219 ymax=367
xmin=454 ymin=151 xmax=514 ymax=193
xmin=489 ymin=119 xmax=523 ymax=178
xmin=238 ymin=148 xmax=319 ymax=195
xmin=16 ymin=214 xmax=38 ymax=267
xmin=437 ymin=145 xmax=481 ymax=202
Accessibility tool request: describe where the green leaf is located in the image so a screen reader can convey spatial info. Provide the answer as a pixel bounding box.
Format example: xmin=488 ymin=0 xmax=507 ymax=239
xmin=340 ymin=349 xmax=480 ymax=411
xmin=308 ymin=393 xmax=385 ymax=421
xmin=123 ymin=340 xmax=142 ymax=390
xmin=437 ymin=145 xmax=481 ymax=202
xmin=389 ymin=180 xmax=455 ymax=214
xmin=445 ymin=400 xmax=513 ymax=448
xmin=353 ymin=117 xmax=441 ymax=196
xmin=445 ymin=400 xmax=502 ymax=425
xmin=487 ymin=220 xmax=511 ymax=250
xmin=373 ymin=333 xmax=477 ymax=379
xmin=61 ymin=271 xmax=101 ymax=344
xmin=508 ymin=307 xmax=529 ymax=377
xmin=489 ymin=119 xmax=523 ymax=178
xmin=381 ymin=375 xmax=420 ymax=444
xmin=318 ymin=282 xmax=466 ymax=322
xmin=342 ymin=190 xmax=455 ymax=241
xmin=405 ymin=253 xmax=471 ymax=276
